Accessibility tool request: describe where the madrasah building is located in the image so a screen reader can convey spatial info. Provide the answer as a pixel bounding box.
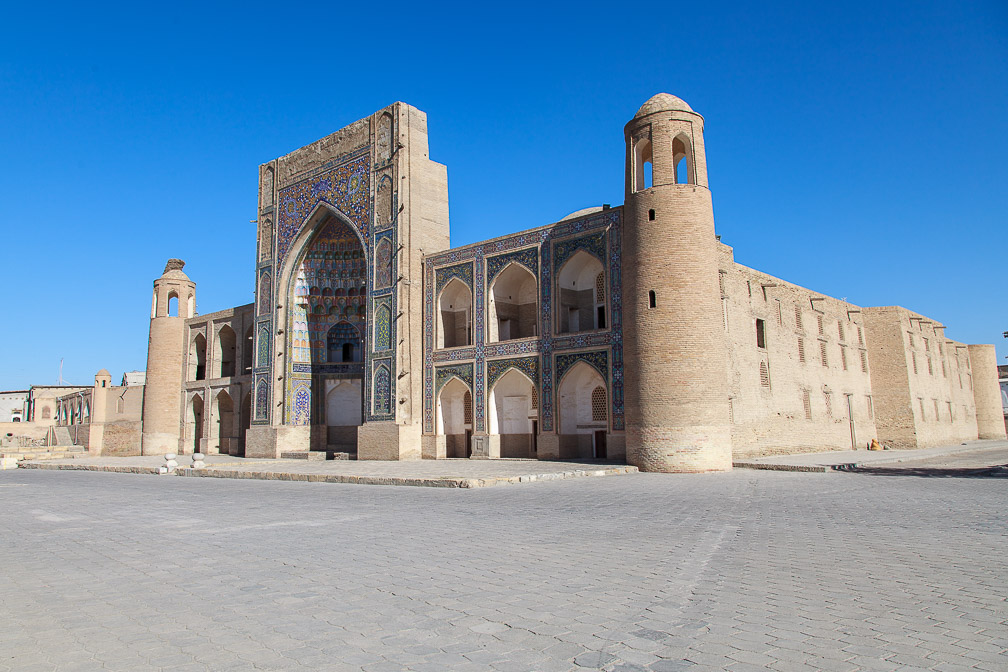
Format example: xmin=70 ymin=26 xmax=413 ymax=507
xmin=121 ymin=93 xmax=1005 ymax=471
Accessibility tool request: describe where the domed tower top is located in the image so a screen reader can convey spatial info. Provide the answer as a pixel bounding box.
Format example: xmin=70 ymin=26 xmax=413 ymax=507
xmin=633 ymin=93 xmax=695 ymax=118
xmin=151 ymin=258 xmax=196 ymax=319
xmin=625 ymin=93 xmax=708 ymax=194
xmin=94 ymin=368 xmax=112 ymax=389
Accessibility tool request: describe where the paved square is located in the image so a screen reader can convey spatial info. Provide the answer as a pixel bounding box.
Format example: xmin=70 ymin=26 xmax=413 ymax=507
xmin=1 ymin=467 xmax=1005 ymax=671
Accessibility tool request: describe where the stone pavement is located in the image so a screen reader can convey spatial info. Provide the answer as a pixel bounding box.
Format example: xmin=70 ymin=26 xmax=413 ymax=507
xmin=2 ymin=466 xmax=1006 ymax=671
xmin=18 ymin=456 xmax=638 ymax=488
xmin=734 ymin=439 xmax=1008 ymax=472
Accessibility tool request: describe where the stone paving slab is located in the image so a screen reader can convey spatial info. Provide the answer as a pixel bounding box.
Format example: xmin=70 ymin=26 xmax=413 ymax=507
xmin=18 ymin=455 xmax=638 ymax=488
xmin=2 ymin=466 xmax=1006 ymax=671
xmin=734 ymin=439 xmax=1007 ymax=472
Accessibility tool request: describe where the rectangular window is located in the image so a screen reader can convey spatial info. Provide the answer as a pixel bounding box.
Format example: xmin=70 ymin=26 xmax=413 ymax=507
xmin=919 ymin=398 xmax=926 ymax=420
xmin=728 ymin=397 xmax=734 ymax=424
xmin=824 ymin=392 xmax=833 ymax=418
xmin=803 ymin=389 xmax=812 ymax=419
xmin=860 ymin=350 xmax=868 ymax=373
xmin=857 ymin=326 xmax=864 ymax=346
xmin=927 ymin=355 xmax=933 ymax=375
xmin=795 ymin=305 xmax=803 ymax=331
xmin=820 ymin=340 xmax=828 ymax=367
xmin=912 ymin=352 xmax=918 ymax=374
xmin=776 ymin=299 xmax=782 ymax=325
xmin=817 ymin=314 xmax=824 ymax=335
xmin=923 ymin=337 xmax=930 ymax=352
xmin=947 ymin=401 xmax=953 ymax=422
xmin=838 ymin=321 xmax=845 ymax=342
xmin=798 ymin=337 xmax=806 ymax=363
xmin=840 ymin=346 xmax=848 ymax=371
xmin=718 ymin=271 xmax=726 ymax=296
xmin=933 ymin=398 xmax=940 ymax=420
xmin=756 ymin=318 xmax=766 ymax=349
xmin=909 ymin=333 xmax=915 ymax=348
xmin=941 ymin=360 xmax=946 ymax=377
xmin=866 ymin=395 xmax=874 ymax=420
xmin=760 ymin=360 xmax=770 ymax=387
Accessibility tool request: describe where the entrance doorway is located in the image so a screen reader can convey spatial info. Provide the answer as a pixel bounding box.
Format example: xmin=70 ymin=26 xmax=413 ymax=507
xmin=593 ymin=430 xmax=607 ymax=459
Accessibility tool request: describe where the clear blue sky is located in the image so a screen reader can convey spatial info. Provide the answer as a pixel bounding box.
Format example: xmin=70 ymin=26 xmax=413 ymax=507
xmin=1 ymin=1 xmax=1006 ymax=389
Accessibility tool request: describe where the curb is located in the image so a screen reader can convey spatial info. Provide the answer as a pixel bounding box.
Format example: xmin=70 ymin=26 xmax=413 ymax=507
xmin=15 ymin=462 xmax=639 ymax=488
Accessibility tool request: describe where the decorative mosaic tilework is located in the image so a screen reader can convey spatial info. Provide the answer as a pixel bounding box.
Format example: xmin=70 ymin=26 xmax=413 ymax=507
xmin=258 ymin=271 xmax=272 ymax=314
xmin=373 ymin=236 xmax=392 ymax=290
xmin=276 ymin=151 xmax=371 ymax=269
xmin=422 ymin=209 xmax=624 ymax=436
xmin=433 ymin=347 xmax=477 ymax=363
xmin=373 ymin=298 xmax=392 ymax=352
xmin=486 ymin=356 xmax=539 ymax=389
xmin=485 ymin=247 xmax=538 ymax=284
xmin=292 ymin=381 xmax=311 ymax=426
xmin=555 ymin=350 xmax=609 ymax=383
xmin=373 ymin=363 xmax=391 ymax=416
xmin=435 ymin=363 xmax=473 ymax=396
xmin=254 ymin=375 xmax=269 ymax=422
xmin=257 ymin=324 xmax=271 ymax=368
xmin=434 ymin=262 xmax=473 ymax=297
xmin=284 ymin=216 xmax=368 ymax=423
xmin=553 ymin=231 xmax=607 ymax=272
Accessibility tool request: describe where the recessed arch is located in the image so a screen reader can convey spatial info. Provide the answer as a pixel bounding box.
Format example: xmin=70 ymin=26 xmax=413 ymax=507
xmin=213 ymin=389 xmax=234 ymax=454
xmin=215 ymin=325 xmax=237 ymax=378
xmin=189 ymin=333 xmax=207 ymax=381
xmin=488 ymin=262 xmax=537 ymax=342
xmin=436 ymin=376 xmax=471 ymax=458
xmin=557 ymin=249 xmax=606 ymax=334
xmin=189 ymin=393 xmax=204 ymax=454
xmin=488 ymin=368 xmax=537 ymax=458
xmin=557 ymin=361 xmax=608 ymax=459
xmin=167 ymin=291 xmax=179 ymax=317
xmin=437 ymin=278 xmax=473 ymax=348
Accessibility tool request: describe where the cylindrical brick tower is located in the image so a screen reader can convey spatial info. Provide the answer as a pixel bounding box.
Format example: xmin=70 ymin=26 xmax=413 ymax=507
xmin=141 ymin=259 xmax=195 ymax=455
xmin=622 ymin=93 xmax=732 ymax=472
xmin=967 ymin=344 xmax=1007 ymax=440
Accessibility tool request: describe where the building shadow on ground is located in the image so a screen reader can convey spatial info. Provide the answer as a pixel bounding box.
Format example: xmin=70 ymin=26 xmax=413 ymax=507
xmin=843 ymin=465 xmax=1008 ymax=478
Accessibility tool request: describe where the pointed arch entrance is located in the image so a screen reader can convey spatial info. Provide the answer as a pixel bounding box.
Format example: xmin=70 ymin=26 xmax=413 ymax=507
xmin=557 ymin=361 xmax=608 ymax=459
xmin=488 ymin=368 xmax=537 ymax=458
xmin=436 ymin=377 xmax=472 ymax=458
xmin=276 ymin=203 xmax=367 ymax=453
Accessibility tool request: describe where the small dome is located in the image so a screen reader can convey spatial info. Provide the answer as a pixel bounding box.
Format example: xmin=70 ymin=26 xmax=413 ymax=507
xmin=634 ymin=93 xmax=694 ymax=118
xmin=96 ymin=368 xmax=111 ymax=377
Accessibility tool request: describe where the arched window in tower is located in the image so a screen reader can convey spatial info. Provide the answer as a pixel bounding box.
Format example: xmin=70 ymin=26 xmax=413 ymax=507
xmin=167 ymin=291 xmax=179 ymax=317
xmin=634 ymin=137 xmax=653 ymax=192
xmin=594 ymin=271 xmax=606 ymax=330
xmin=672 ymin=134 xmax=695 ymax=185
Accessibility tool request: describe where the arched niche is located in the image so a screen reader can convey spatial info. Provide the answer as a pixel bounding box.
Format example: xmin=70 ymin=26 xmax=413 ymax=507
xmin=557 ymin=250 xmax=606 ymax=334
xmin=488 ymin=368 xmax=537 ymax=458
xmin=189 ymin=394 xmax=204 ymax=454
xmin=190 ymin=333 xmax=207 ymax=381
xmin=488 ymin=263 xmax=537 ymax=342
xmin=557 ymin=361 xmax=608 ymax=459
xmin=437 ymin=278 xmax=472 ymax=348
xmin=216 ymin=325 xmax=237 ymax=378
xmin=634 ymin=136 xmax=653 ymax=192
xmin=324 ymin=379 xmax=362 ymax=450
xmin=213 ymin=389 xmax=233 ymax=454
xmin=436 ymin=377 xmax=471 ymax=458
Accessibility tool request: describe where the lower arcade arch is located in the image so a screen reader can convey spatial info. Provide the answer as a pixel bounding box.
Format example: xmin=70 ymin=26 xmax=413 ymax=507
xmin=557 ymin=361 xmax=609 ymax=459
xmin=436 ymin=377 xmax=472 ymax=458
xmin=488 ymin=369 xmax=538 ymax=458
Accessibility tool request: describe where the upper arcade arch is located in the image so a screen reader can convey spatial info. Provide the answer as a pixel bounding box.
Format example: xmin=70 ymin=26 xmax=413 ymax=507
xmin=487 ymin=262 xmax=537 ymax=343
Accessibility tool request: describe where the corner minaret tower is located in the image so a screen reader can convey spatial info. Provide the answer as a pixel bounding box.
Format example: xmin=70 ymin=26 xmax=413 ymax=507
xmin=141 ymin=259 xmax=195 ymax=455
xmin=622 ymin=94 xmax=732 ymax=472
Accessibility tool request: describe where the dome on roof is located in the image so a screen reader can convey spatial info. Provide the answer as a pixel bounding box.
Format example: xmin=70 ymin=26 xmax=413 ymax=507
xmin=96 ymin=368 xmax=111 ymax=377
xmin=161 ymin=269 xmax=191 ymax=281
xmin=634 ymin=93 xmax=694 ymax=118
